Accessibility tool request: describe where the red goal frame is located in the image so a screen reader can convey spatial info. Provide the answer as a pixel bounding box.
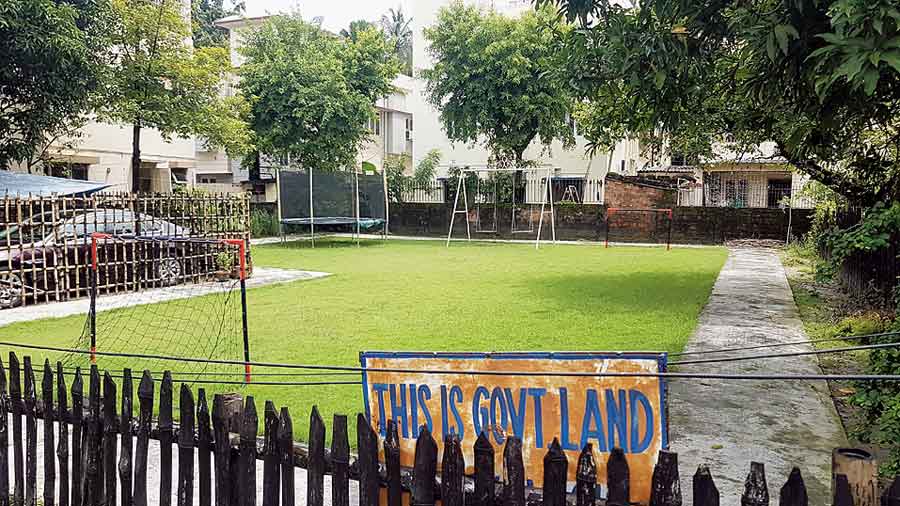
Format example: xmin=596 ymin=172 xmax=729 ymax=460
xmin=89 ymin=233 xmax=251 ymax=382
xmin=604 ymin=208 xmax=674 ymax=250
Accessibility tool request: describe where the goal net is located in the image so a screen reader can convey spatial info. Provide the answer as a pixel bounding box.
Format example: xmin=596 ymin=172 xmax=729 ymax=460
xmin=604 ymin=208 xmax=673 ymax=249
xmin=63 ymin=234 xmax=251 ymax=384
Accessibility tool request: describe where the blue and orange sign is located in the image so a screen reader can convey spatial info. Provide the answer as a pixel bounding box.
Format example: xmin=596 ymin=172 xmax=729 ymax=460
xmin=360 ymin=351 xmax=668 ymax=503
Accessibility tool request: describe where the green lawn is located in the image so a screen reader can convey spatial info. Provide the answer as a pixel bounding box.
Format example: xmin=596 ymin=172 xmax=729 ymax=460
xmin=0 ymin=238 xmax=726 ymax=439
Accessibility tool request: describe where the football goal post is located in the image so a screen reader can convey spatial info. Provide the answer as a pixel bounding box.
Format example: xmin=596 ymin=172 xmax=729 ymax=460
xmin=604 ymin=208 xmax=674 ymax=250
xmin=65 ymin=233 xmax=252 ymax=383
xmin=446 ymin=167 xmax=556 ymax=249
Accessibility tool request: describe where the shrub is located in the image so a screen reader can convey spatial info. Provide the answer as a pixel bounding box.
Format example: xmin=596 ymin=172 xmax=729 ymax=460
xmin=250 ymin=209 xmax=279 ymax=238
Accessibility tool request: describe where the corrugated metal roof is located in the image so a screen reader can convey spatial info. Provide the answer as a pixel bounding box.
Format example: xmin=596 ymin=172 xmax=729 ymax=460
xmin=0 ymin=171 xmax=111 ymax=197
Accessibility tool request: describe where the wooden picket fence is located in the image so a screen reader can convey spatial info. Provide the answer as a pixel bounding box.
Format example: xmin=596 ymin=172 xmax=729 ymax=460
xmin=2 ymin=352 xmax=900 ymax=506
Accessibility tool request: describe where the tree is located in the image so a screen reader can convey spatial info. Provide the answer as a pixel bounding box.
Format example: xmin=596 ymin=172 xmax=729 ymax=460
xmin=239 ymin=14 xmax=399 ymax=171
xmin=539 ymin=0 xmax=900 ymax=204
xmin=0 ymin=0 xmax=111 ymax=171
xmin=98 ymin=0 xmax=249 ymax=192
xmin=192 ymin=0 xmax=245 ymax=49
xmin=381 ymin=6 xmax=412 ymax=75
xmin=421 ymin=4 xmax=575 ymax=166
xmin=340 ymin=19 xmax=377 ymax=42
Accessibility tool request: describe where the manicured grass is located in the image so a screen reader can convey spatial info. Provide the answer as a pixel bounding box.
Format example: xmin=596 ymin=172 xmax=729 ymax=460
xmin=0 ymin=238 xmax=727 ymax=439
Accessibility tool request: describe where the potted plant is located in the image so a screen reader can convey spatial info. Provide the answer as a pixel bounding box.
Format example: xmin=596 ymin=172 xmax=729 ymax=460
xmin=214 ymin=251 xmax=235 ymax=282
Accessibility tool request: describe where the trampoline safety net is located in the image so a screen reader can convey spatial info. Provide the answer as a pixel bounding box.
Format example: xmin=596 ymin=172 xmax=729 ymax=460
xmin=278 ymin=169 xmax=386 ymax=229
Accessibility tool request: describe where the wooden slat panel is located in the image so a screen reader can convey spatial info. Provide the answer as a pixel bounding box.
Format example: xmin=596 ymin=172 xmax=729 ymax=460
xmin=307 ymin=406 xmax=325 ymax=506
xmin=384 ymin=420 xmax=402 ymax=506
xmin=575 ymin=444 xmax=596 ymax=506
xmin=473 ymin=432 xmax=494 ymax=506
xmin=159 ymin=372 xmax=174 ymax=506
xmin=239 ymin=397 xmax=258 ymax=506
xmin=9 ymin=353 xmax=23 ymax=506
xmin=0 ymin=357 xmax=8 ymax=506
xmin=330 ymin=415 xmax=349 ymax=506
xmin=778 ymin=467 xmax=806 ymax=506
xmin=70 ymin=369 xmax=83 ymax=506
xmin=606 ymin=447 xmax=629 ymax=506
xmin=102 ymin=373 xmax=117 ymax=504
xmin=502 ymin=437 xmax=524 ymax=506
xmin=278 ymin=408 xmax=294 ymax=506
xmin=23 ymin=357 xmax=36 ymax=506
xmin=541 ymin=439 xmax=567 ymax=506
xmin=55 ymin=364 xmax=69 ymax=506
xmin=120 ymin=369 xmax=134 ymax=506
xmin=178 ymin=385 xmax=195 ymax=506
xmin=41 ymin=361 xmax=55 ymax=506
xmin=134 ymin=371 xmax=154 ymax=506
xmin=262 ymin=402 xmax=279 ymax=506
xmin=693 ymin=465 xmax=719 ymax=506
xmin=356 ymin=414 xmax=378 ymax=506
xmin=411 ymin=426 xmax=437 ymax=506
xmin=741 ymin=462 xmax=769 ymax=506
xmin=650 ymin=451 xmax=681 ymax=506
xmin=440 ymin=435 xmax=464 ymax=506
xmin=197 ymin=389 xmax=212 ymax=506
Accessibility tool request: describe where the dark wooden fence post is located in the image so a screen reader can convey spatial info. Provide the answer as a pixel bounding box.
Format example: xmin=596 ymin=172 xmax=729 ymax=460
xmin=882 ymin=476 xmax=900 ymax=506
xmin=833 ymin=474 xmax=853 ymax=506
xmin=693 ymin=465 xmax=719 ymax=506
xmin=134 ymin=371 xmax=154 ymax=506
xmin=606 ymin=447 xmax=629 ymax=506
xmin=384 ymin=420 xmax=402 ymax=506
xmin=262 ymin=401 xmax=279 ymax=506
xmin=542 ymin=439 xmax=568 ymax=506
xmin=70 ymin=368 xmax=83 ymax=506
xmin=575 ymin=444 xmax=596 ymax=506
xmin=411 ymin=426 xmax=437 ymax=506
xmin=356 ymin=414 xmax=379 ymax=506
xmin=102 ymin=372 xmax=117 ymax=504
xmin=0 ymin=357 xmax=7 ymax=506
xmin=307 ymin=406 xmax=325 ymax=506
xmin=650 ymin=450 xmax=681 ymax=506
xmin=120 ymin=369 xmax=134 ymax=506
xmin=779 ymin=467 xmax=807 ymax=506
xmin=159 ymin=371 xmax=174 ymax=506
xmin=41 ymin=360 xmax=55 ymax=506
xmin=331 ymin=414 xmax=350 ymax=506
xmin=9 ymin=353 xmax=23 ymax=506
xmin=56 ymin=363 xmax=69 ymax=506
xmin=23 ymin=356 xmax=36 ymax=506
xmin=441 ymin=434 xmax=465 ymax=506
xmin=741 ymin=462 xmax=769 ymax=506
xmin=502 ymin=437 xmax=525 ymax=506
xmin=178 ymin=384 xmax=195 ymax=506
xmin=239 ymin=397 xmax=257 ymax=506
xmin=84 ymin=365 xmax=103 ymax=506
xmin=278 ymin=408 xmax=294 ymax=506
xmin=197 ymin=390 xmax=212 ymax=506
xmin=212 ymin=395 xmax=231 ymax=506
xmin=473 ymin=432 xmax=494 ymax=506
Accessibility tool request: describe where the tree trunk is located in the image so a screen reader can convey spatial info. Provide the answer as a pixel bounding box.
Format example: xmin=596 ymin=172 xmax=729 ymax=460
xmin=131 ymin=122 xmax=142 ymax=193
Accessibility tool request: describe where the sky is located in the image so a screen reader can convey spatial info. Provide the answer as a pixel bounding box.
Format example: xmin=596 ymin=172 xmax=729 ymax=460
xmin=238 ymin=0 xmax=412 ymax=33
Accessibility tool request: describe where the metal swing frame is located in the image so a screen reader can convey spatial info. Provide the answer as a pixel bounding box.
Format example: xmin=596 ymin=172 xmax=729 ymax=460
xmin=474 ymin=175 xmax=498 ymax=233
xmin=446 ymin=167 xmax=556 ymax=249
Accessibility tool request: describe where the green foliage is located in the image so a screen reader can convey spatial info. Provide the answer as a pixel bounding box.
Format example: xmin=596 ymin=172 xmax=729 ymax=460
xmin=239 ymin=14 xmax=399 ymax=171
xmin=0 ymin=0 xmax=112 ymax=169
xmin=413 ymin=149 xmax=442 ymax=185
xmin=541 ymin=0 xmax=900 ymax=204
xmin=250 ymin=209 xmax=279 ymax=238
xmin=384 ymin=153 xmax=411 ymax=202
xmin=340 ymin=19 xmax=377 ymax=42
xmin=422 ymin=4 xmax=575 ymax=165
xmin=192 ymin=0 xmax=244 ymax=49
xmin=98 ymin=0 xmax=250 ymax=157
xmin=826 ymin=202 xmax=900 ymax=265
xmin=380 ymin=6 xmax=412 ymax=76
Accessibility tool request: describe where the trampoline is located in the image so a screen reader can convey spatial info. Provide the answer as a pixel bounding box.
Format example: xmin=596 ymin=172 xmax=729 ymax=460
xmin=277 ymin=168 xmax=388 ymax=244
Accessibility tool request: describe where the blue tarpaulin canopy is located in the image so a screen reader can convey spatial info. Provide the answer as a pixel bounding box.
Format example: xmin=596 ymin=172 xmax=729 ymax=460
xmin=0 ymin=171 xmax=111 ymax=197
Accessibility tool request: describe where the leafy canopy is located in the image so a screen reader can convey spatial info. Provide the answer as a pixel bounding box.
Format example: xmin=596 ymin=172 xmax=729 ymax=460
xmin=422 ymin=4 xmax=575 ymax=165
xmin=0 ymin=0 xmax=111 ymax=169
xmin=192 ymin=0 xmax=245 ymax=49
xmin=540 ymin=0 xmax=900 ymax=204
xmin=98 ymin=0 xmax=249 ymax=156
xmin=239 ymin=14 xmax=399 ymax=171
xmin=381 ymin=6 xmax=413 ymax=76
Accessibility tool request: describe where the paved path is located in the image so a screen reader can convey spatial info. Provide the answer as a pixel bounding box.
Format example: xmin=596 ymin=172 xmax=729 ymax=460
xmin=0 ymin=267 xmax=329 ymax=327
xmin=669 ymin=248 xmax=846 ymax=504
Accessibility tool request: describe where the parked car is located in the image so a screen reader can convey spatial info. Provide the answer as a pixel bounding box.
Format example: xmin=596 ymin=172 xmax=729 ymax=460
xmin=0 ymin=209 xmax=194 ymax=308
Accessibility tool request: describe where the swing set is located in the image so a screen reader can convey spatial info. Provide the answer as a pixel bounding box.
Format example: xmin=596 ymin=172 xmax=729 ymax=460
xmin=446 ymin=168 xmax=556 ymax=249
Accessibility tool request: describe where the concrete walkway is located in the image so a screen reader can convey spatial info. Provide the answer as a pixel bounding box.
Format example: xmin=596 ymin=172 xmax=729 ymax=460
xmin=0 ymin=267 xmax=329 ymax=327
xmin=669 ymin=248 xmax=846 ymax=504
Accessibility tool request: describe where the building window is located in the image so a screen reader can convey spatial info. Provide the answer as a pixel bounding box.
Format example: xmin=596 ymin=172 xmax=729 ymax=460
xmin=767 ymin=179 xmax=792 ymax=208
xmin=48 ymin=163 xmax=88 ymax=181
xmin=724 ymin=179 xmax=748 ymax=208
xmin=368 ymin=114 xmax=382 ymax=136
xmin=405 ymin=117 xmax=413 ymax=141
